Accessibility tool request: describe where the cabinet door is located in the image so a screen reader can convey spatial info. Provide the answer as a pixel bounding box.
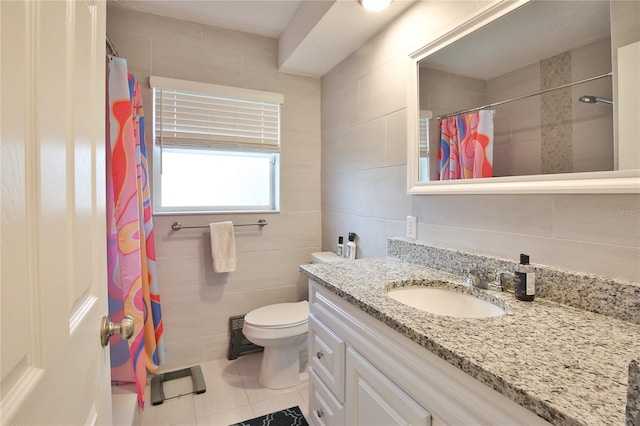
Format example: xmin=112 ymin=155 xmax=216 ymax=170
xmin=346 ymin=349 xmax=431 ymax=426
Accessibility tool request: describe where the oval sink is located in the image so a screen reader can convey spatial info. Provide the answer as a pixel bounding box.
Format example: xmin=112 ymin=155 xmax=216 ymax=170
xmin=387 ymin=286 xmax=505 ymax=318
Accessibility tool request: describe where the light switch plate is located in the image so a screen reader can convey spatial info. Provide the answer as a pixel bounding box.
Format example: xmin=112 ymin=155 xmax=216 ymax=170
xmin=406 ymin=216 xmax=417 ymax=239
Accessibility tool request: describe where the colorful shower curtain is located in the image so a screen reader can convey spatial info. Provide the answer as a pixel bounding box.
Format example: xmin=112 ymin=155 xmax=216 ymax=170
xmin=438 ymin=110 xmax=494 ymax=180
xmin=106 ymin=56 xmax=165 ymax=409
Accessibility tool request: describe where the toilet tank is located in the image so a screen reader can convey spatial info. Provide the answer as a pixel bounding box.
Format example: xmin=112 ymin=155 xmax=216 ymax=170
xmin=310 ymin=252 xmax=345 ymax=264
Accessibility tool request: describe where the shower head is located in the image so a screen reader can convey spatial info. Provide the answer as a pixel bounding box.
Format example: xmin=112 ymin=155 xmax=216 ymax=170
xmin=579 ymin=95 xmax=613 ymax=105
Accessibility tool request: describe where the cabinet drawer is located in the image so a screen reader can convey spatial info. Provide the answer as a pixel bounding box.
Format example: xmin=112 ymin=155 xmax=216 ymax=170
xmin=309 ymin=367 xmax=344 ymax=426
xmin=309 ymin=313 xmax=345 ymax=402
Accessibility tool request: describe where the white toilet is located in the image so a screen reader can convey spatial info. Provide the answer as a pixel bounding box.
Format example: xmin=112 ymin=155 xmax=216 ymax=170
xmin=242 ymin=251 xmax=344 ymax=389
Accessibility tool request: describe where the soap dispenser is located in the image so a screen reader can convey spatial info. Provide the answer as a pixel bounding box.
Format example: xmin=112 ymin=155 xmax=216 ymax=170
xmin=336 ymin=236 xmax=344 ymax=257
xmin=515 ymin=253 xmax=535 ymax=301
xmin=345 ymin=233 xmax=357 ymax=260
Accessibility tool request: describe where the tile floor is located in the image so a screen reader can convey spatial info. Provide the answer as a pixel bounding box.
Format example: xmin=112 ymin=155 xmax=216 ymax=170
xmin=140 ymin=353 xmax=309 ymax=426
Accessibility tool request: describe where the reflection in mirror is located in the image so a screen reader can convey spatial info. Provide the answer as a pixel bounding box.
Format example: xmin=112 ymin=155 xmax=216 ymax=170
xmin=409 ymin=0 xmax=640 ymax=196
xmin=418 ymin=1 xmax=616 ymax=182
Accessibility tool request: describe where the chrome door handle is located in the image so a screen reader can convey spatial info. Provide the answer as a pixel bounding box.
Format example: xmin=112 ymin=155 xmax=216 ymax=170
xmin=100 ymin=315 xmax=134 ymax=347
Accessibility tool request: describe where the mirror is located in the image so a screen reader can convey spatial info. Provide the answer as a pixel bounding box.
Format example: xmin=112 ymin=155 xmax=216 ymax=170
xmin=407 ymin=0 xmax=640 ymax=194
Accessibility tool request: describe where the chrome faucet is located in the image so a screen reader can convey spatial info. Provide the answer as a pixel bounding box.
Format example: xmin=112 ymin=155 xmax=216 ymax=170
xmin=464 ymin=266 xmax=506 ymax=292
xmin=465 ymin=267 xmax=489 ymax=289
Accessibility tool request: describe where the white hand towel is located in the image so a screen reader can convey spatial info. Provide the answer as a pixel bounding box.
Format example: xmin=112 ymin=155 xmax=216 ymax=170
xmin=209 ymin=221 xmax=237 ymax=273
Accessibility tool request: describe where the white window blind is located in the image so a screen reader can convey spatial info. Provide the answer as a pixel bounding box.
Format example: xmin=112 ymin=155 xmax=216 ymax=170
xmin=150 ymin=76 xmax=284 ymax=152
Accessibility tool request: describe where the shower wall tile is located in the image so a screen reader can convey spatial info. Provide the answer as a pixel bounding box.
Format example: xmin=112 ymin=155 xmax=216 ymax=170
xmin=493 ymin=138 xmax=541 ymax=177
xmin=421 ymin=68 xmax=486 ymax=117
xmin=487 ymin=37 xmax=614 ymax=179
xmin=488 ymin=62 xmax=541 ymax=176
xmin=107 ymin=6 xmax=321 ymax=368
xmin=541 ymin=51 xmax=573 ymax=174
xmin=571 ymin=37 xmax=612 ymax=80
xmin=504 ymin=97 xmax=541 ymax=145
xmin=571 ymin=113 xmax=614 ymax=172
xmin=571 ymin=39 xmax=614 ymax=173
xmin=487 ymin=62 xmax=540 ymax=103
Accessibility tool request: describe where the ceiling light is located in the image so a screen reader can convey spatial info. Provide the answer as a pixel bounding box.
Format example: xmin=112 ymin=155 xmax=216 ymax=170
xmin=359 ymin=0 xmax=392 ymax=12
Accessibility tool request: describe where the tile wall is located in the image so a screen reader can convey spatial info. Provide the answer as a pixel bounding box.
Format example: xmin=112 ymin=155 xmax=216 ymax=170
xmin=321 ymin=1 xmax=640 ymax=283
xmin=107 ymin=6 xmax=321 ymax=369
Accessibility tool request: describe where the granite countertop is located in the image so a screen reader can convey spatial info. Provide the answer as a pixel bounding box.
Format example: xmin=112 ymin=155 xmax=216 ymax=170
xmin=300 ymin=257 xmax=640 ymax=426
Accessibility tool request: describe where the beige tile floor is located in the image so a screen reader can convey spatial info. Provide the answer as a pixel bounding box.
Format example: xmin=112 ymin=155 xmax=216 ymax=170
xmin=140 ymin=353 xmax=309 ymax=426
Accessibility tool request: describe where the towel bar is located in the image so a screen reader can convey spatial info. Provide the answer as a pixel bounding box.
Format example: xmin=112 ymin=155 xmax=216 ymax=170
xmin=171 ymin=219 xmax=267 ymax=231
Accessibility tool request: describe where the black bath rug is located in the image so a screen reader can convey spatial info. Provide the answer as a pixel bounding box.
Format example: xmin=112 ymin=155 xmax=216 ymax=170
xmin=230 ymin=405 xmax=308 ymax=426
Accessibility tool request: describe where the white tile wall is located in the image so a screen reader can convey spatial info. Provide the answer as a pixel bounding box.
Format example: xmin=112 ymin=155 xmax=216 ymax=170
xmin=107 ymin=6 xmax=321 ymax=369
xmin=321 ymin=1 xmax=640 ymax=283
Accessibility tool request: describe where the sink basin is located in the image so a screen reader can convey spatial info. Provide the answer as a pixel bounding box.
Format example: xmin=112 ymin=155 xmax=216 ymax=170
xmin=386 ymin=286 xmax=505 ymax=318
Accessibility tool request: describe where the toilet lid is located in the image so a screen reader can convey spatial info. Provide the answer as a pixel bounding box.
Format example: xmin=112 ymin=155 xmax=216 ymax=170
xmin=244 ymin=301 xmax=309 ymax=329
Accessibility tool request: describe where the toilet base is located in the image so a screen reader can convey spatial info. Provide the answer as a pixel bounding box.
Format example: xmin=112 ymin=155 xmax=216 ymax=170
xmin=258 ymin=345 xmax=306 ymax=389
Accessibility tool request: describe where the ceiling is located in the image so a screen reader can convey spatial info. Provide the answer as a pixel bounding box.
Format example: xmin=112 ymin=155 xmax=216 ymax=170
xmin=109 ymin=0 xmax=416 ymax=77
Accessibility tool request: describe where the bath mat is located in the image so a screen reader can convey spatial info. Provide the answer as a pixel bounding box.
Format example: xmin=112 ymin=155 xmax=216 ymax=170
xmin=230 ymin=405 xmax=308 ymax=426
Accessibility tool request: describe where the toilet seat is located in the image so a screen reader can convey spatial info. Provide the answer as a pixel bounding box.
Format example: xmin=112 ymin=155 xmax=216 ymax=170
xmin=244 ymin=301 xmax=309 ymax=329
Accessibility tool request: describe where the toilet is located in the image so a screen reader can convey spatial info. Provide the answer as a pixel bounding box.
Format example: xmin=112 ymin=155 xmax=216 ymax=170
xmin=242 ymin=251 xmax=344 ymax=389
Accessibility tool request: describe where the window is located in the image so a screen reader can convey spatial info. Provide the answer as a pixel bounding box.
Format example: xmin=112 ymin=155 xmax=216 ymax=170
xmin=150 ymin=76 xmax=283 ymax=214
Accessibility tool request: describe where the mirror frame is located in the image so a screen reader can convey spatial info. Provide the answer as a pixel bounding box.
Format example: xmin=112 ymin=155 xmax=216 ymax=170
xmin=406 ymin=0 xmax=640 ymax=195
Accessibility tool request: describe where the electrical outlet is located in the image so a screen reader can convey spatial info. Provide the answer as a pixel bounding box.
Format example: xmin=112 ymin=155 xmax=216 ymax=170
xmin=406 ymin=216 xmax=417 ymax=239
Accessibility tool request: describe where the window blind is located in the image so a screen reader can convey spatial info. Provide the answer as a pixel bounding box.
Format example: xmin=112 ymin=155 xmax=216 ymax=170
xmin=151 ymin=76 xmax=283 ymax=152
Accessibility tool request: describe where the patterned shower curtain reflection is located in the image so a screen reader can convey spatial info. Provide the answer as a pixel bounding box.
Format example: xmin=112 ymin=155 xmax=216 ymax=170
xmin=438 ymin=110 xmax=494 ymax=180
xmin=106 ymin=55 xmax=165 ymax=409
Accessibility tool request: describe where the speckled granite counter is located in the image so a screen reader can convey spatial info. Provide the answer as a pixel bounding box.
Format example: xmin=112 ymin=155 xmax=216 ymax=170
xmin=300 ymin=257 xmax=640 ymax=426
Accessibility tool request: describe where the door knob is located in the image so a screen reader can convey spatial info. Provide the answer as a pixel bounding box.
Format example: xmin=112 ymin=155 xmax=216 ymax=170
xmin=100 ymin=315 xmax=134 ymax=347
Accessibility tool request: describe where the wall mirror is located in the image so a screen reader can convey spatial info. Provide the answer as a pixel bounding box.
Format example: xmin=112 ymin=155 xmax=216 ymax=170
xmin=407 ymin=0 xmax=639 ymax=194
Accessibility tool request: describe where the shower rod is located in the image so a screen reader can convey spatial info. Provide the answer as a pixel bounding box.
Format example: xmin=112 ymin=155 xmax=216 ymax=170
xmin=435 ymin=72 xmax=613 ymax=120
xmin=171 ymin=219 xmax=268 ymax=231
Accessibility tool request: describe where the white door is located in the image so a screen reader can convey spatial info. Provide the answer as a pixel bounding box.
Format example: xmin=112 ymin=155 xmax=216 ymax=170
xmin=1 ymin=1 xmax=112 ymax=424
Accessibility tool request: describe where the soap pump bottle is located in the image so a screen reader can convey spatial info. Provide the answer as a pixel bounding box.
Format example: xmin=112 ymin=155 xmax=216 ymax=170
xmin=336 ymin=236 xmax=344 ymax=257
xmin=345 ymin=232 xmax=357 ymax=260
xmin=515 ymin=253 xmax=535 ymax=301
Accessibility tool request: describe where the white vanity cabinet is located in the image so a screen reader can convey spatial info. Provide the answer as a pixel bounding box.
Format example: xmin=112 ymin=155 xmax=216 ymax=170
xmin=307 ymin=280 xmax=551 ymax=426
